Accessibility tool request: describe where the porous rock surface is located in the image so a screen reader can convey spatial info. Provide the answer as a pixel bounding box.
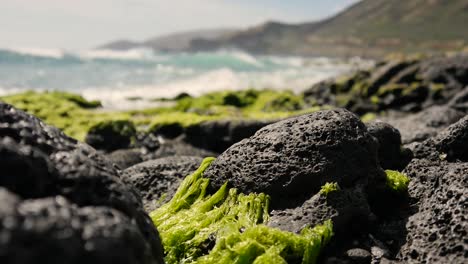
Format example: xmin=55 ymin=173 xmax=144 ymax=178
xmin=204 ymin=108 xmax=385 ymax=204
xmin=0 ymin=102 xmax=164 ymax=264
xmin=122 ymin=156 xmax=203 ymax=212
xmin=397 ymin=117 xmax=468 ymax=263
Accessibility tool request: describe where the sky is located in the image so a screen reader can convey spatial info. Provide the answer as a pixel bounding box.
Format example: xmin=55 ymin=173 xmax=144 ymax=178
xmin=0 ymin=0 xmax=359 ymax=50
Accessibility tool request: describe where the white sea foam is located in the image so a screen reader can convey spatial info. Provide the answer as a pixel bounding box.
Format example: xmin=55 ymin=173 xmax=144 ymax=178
xmin=0 ymin=47 xmax=374 ymax=110
xmin=79 ymin=48 xmax=155 ymax=61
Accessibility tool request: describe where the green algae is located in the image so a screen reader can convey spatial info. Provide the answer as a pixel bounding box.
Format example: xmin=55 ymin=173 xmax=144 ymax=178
xmin=0 ymin=91 xmax=131 ymax=140
xmin=150 ymin=158 xmax=334 ymax=264
xmin=2 ymin=90 xmax=322 ymax=141
xmin=87 ymin=120 xmax=137 ymax=140
xmin=319 ymin=182 xmax=340 ymax=196
xmin=385 ymin=170 xmax=410 ymax=192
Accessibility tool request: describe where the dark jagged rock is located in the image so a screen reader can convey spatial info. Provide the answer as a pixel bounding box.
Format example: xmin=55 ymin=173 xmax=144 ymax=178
xmin=134 ymin=132 xmax=160 ymax=152
xmin=204 ymin=109 xmax=386 ymax=206
xmin=0 ymin=102 xmax=164 ymax=264
xmin=400 ymin=160 xmax=467 ymax=263
xmin=433 ymin=115 xmax=468 ymax=161
xmin=85 ymin=120 xmax=136 ymax=152
xmin=184 ymin=119 xmax=273 ymax=153
xmin=150 ymin=123 xmax=184 ymax=139
xmin=269 ymin=186 xmax=371 ymax=236
xmin=0 ymin=188 xmax=155 ymax=264
xmin=383 ymin=105 xmax=466 ymax=144
xmin=366 ymin=121 xmax=412 ymax=170
xmin=144 ymin=138 xmax=217 ymax=160
xmin=394 ymin=118 xmax=468 ymax=263
xmin=366 ymin=60 xmax=416 ymax=96
xmin=106 ymin=149 xmax=143 ymax=170
xmin=448 ymin=87 xmax=468 ymax=112
xmin=122 ymin=156 xmax=203 ymax=212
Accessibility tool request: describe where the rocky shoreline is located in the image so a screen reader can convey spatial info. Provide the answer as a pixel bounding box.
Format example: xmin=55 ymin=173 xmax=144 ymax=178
xmin=0 ymin=54 xmax=467 ymax=263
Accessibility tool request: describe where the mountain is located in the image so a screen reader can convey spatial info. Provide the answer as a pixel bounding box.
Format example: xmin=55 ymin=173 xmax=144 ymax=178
xmin=99 ymin=0 xmax=468 ymax=57
xmin=99 ymin=29 xmax=236 ymax=52
xmin=192 ymin=0 xmax=468 ymax=57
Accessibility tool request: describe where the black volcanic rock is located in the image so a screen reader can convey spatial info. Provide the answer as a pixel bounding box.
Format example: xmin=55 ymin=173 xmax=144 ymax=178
xmin=366 ymin=121 xmax=412 ymax=170
xmin=400 ymin=160 xmax=467 ymax=263
xmin=106 ymin=149 xmax=143 ymax=170
xmin=0 ymin=102 xmax=163 ymax=264
xmin=184 ymin=119 xmax=273 ymax=153
xmin=204 ymin=109 xmax=385 ymax=205
xmin=383 ymin=105 xmax=466 ymax=144
xmin=395 ymin=116 xmax=468 ymax=263
xmin=85 ymin=120 xmax=136 ymax=152
xmin=269 ymin=185 xmax=371 ymax=236
xmin=433 ymin=115 xmax=468 ymax=161
xmin=0 ymin=188 xmax=156 ymax=264
xmin=122 ymin=156 xmax=203 ymax=212
xmin=145 ymin=138 xmax=217 ymax=160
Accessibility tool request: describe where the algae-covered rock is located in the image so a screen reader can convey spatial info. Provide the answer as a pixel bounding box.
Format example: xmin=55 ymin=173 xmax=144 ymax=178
xmin=122 ymin=155 xmax=203 ymax=212
xmin=366 ymin=121 xmax=412 ymax=170
xmin=85 ymin=120 xmax=136 ymax=151
xmin=150 ymin=158 xmax=334 ymax=264
xmin=204 ymin=109 xmax=385 ymax=205
xmin=0 ymin=102 xmax=164 ymax=264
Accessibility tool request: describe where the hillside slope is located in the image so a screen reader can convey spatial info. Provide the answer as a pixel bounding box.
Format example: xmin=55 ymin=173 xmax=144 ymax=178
xmin=191 ymin=0 xmax=468 ymax=57
xmin=100 ymin=0 xmax=468 ymax=57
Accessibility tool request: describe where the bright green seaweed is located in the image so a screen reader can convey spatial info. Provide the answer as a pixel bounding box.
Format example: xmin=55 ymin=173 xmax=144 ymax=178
xmin=320 ymin=182 xmax=340 ymax=196
xmin=150 ymin=158 xmax=334 ymax=264
xmin=385 ymin=170 xmax=410 ymax=192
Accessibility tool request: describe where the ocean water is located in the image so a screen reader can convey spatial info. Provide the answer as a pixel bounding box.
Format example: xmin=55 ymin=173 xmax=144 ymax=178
xmin=0 ymin=47 xmax=372 ymax=110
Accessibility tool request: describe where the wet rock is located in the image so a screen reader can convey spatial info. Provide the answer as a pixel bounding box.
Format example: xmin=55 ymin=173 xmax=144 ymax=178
xmin=184 ymin=119 xmax=273 ymax=153
xmin=204 ymin=109 xmax=385 ymax=206
xmin=366 ymin=121 xmax=412 ymax=170
xmin=122 ymin=156 xmax=203 ymax=212
xmin=0 ymin=103 xmax=164 ymax=264
xmin=85 ymin=120 xmax=136 ymax=152
xmin=106 ymin=149 xmax=143 ymax=170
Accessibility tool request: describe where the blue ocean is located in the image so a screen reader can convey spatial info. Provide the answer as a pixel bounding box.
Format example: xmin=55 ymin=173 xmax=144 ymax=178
xmin=0 ymin=47 xmax=371 ymax=109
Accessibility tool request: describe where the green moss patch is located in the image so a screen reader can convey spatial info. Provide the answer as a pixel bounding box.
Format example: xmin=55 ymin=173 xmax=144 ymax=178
xmin=1 ymin=90 xmax=322 ymax=142
xmin=320 ymin=182 xmax=340 ymax=196
xmin=385 ymin=170 xmax=410 ymax=192
xmin=151 ymin=158 xmax=334 ymax=264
